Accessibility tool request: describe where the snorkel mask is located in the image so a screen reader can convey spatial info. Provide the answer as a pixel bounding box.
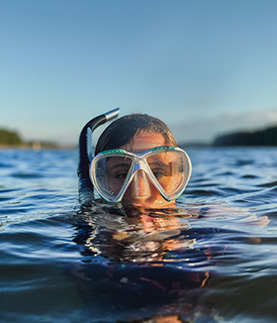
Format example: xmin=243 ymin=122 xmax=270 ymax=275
xmin=78 ymin=108 xmax=192 ymax=205
xmin=90 ymin=146 xmax=191 ymax=202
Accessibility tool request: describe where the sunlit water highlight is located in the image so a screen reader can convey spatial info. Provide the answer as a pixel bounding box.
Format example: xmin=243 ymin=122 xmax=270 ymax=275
xmin=0 ymin=148 xmax=277 ymax=323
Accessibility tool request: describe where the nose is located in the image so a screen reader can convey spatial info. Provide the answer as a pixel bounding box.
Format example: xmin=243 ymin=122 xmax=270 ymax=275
xmin=129 ymin=170 xmax=151 ymax=199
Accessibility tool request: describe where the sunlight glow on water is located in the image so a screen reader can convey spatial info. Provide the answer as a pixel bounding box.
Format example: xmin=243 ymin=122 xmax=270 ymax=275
xmin=0 ymin=148 xmax=277 ymax=323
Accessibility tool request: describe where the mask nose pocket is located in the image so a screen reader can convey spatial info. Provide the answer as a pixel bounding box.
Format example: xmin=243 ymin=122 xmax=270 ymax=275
xmin=129 ymin=169 xmax=151 ymax=199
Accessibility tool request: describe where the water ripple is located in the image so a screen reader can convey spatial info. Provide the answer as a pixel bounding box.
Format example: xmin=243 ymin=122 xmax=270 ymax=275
xmin=0 ymin=148 xmax=277 ymax=322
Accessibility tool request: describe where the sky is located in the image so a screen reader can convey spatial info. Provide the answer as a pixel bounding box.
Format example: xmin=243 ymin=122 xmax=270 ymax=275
xmin=1 ymin=0 xmax=277 ymax=145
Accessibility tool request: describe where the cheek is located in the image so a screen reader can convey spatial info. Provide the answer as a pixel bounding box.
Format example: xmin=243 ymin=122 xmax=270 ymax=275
xmin=148 ymin=188 xmax=163 ymax=199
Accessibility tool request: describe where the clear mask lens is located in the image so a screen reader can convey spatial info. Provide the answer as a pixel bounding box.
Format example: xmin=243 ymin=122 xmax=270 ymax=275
xmin=94 ymin=155 xmax=133 ymax=200
xmin=146 ymin=150 xmax=186 ymax=197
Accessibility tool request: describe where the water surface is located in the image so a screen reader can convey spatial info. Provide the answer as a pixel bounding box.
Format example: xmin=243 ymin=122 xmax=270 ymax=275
xmin=0 ymin=147 xmax=277 ymax=323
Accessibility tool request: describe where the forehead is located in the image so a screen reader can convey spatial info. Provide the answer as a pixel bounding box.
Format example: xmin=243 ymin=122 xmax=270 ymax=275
xmin=120 ymin=133 xmax=166 ymax=153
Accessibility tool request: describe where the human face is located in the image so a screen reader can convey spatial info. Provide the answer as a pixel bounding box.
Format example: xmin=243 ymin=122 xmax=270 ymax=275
xmin=119 ymin=132 xmax=177 ymax=208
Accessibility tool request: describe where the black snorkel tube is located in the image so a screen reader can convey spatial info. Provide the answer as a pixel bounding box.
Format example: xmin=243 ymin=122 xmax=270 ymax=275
xmin=78 ymin=108 xmax=120 ymax=206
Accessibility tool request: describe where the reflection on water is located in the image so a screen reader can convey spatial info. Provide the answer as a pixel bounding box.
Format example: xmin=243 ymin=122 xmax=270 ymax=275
xmin=70 ymin=199 xmax=271 ymax=322
xmin=70 ymin=204 xmax=212 ymax=322
xmin=0 ymin=148 xmax=277 ymax=322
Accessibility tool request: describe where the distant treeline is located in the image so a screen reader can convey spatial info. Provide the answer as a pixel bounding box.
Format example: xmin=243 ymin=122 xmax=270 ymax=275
xmin=0 ymin=129 xmax=23 ymax=145
xmin=0 ymin=128 xmax=59 ymax=148
xmin=213 ymin=125 xmax=277 ymax=146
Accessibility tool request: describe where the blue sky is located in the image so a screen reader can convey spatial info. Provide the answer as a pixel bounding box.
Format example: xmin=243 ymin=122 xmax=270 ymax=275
xmin=1 ymin=0 xmax=277 ymax=144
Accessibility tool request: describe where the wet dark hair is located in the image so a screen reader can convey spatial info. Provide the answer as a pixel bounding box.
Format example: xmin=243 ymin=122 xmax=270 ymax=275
xmin=95 ymin=113 xmax=178 ymax=155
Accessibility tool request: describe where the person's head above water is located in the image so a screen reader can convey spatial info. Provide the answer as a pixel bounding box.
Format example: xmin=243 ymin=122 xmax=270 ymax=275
xmin=94 ymin=113 xmax=178 ymax=155
xmin=89 ymin=113 xmax=192 ymax=209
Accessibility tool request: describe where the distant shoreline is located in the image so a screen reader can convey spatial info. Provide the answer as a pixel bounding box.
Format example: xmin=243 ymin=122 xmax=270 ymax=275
xmin=0 ymin=128 xmax=77 ymax=150
xmin=2 ymin=123 xmax=277 ymax=149
xmin=0 ymin=143 xmax=77 ymax=150
xmin=213 ymin=124 xmax=277 ymax=146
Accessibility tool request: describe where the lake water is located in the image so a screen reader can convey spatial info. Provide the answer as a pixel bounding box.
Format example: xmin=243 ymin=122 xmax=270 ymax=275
xmin=1 ymin=147 xmax=277 ymax=323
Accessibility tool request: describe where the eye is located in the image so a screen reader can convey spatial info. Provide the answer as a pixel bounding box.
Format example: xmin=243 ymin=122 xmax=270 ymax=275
xmin=152 ymin=168 xmax=166 ymax=179
xmin=115 ymin=171 xmax=128 ymax=180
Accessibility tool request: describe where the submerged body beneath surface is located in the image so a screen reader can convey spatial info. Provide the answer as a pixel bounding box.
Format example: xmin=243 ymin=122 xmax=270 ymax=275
xmin=71 ymin=200 xmax=269 ymax=322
